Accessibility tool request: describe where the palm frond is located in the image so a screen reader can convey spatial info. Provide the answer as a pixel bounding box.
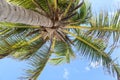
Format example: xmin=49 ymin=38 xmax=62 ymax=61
xmin=49 ymin=57 xmax=65 ymax=65
xmin=50 ymin=41 xmax=75 ymax=65
xmin=66 ymin=2 xmax=92 ymax=25
xmin=0 ymin=28 xmax=27 ymax=58
xmin=0 ymin=22 xmax=40 ymax=28
xmin=23 ymin=41 xmax=52 ymax=80
xmin=69 ymin=0 xmax=84 ymax=13
xmin=87 ymin=10 xmax=120 ymax=44
xmin=7 ymin=0 xmax=52 ymax=16
xmin=0 ymin=28 xmax=44 ymax=60
xmin=63 ymin=0 xmax=73 ymax=17
xmin=7 ymin=0 xmax=36 ymax=10
xmin=53 ymin=0 xmax=58 ymax=10
xmin=33 ymin=0 xmax=52 ymax=13
xmin=114 ymin=64 xmax=120 ymax=80
xmin=12 ymin=36 xmax=45 ymax=60
xmin=63 ymin=30 xmax=120 ymax=77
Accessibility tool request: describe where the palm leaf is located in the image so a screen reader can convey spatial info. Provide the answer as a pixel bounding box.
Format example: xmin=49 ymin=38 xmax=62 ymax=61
xmin=0 ymin=28 xmax=44 ymax=60
xmin=63 ymin=30 xmax=120 ymax=77
xmin=53 ymin=0 xmax=58 ymax=10
xmin=0 ymin=22 xmax=39 ymax=28
xmin=87 ymin=10 xmax=120 ymax=44
xmin=50 ymin=41 xmax=75 ymax=65
xmin=7 ymin=0 xmax=36 ymax=10
xmin=63 ymin=0 xmax=73 ymax=17
xmin=49 ymin=57 xmax=64 ymax=65
xmin=12 ymin=36 xmax=45 ymax=60
xmin=0 ymin=29 xmax=27 ymax=58
xmin=23 ymin=41 xmax=52 ymax=80
xmin=66 ymin=2 xmax=92 ymax=25
xmin=7 ymin=0 xmax=52 ymax=16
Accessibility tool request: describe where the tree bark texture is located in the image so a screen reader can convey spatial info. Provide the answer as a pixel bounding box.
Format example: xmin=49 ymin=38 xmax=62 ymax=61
xmin=0 ymin=0 xmax=53 ymax=27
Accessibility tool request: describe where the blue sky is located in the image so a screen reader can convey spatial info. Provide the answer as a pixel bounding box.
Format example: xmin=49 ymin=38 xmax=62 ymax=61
xmin=0 ymin=0 xmax=120 ymax=80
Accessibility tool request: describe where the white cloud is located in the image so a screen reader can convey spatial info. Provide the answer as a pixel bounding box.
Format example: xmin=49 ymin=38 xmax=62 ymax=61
xmin=85 ymin=67 xmax=90 ymax=71
xmin=63 ymin=68 xmax=69 ymax=80
xmin=85 ymin=61 xmax=102 ymax=71
xmin=90 ymin=61 xmax=102 ymax=68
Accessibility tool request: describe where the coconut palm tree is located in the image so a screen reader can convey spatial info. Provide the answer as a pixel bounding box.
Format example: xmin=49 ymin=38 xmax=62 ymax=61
xmin=0 ymin=0 xmax=120 ymax=80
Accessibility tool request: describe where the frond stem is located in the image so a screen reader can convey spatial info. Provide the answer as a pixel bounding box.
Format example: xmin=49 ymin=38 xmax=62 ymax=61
xmin=64 ymin=26 xmax=120 ymax=31
xmin=63 ymin=30 xmax=108 ymax=58
xmin=27 ymin=35 xmax=42 ymax=44
xmin=63 ymin=0 xmax=73 ymax=17
xmin=54 ymin=0 xmax=58 ymax=10
xmin=69 ymin=0 xmax=84 ymax=13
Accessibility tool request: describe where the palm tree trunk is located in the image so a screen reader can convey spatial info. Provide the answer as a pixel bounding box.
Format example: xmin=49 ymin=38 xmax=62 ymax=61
xmin=0 ymin=0 xmax=53 ymax=27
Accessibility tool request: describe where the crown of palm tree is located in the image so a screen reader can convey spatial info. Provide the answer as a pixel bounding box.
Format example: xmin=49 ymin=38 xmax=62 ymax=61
xmin=0 ymin=0 xmax=120 ymax=80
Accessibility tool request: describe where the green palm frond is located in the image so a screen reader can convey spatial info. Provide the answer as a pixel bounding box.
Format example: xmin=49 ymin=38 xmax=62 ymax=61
xmin=35 ymin=0 xmax=51 ymax=11
xmin=7 ymin=0 xmax=52 ymax=16
xmin=64 ymin=30 xmax=107 ymax=60
xmin=50 ymin=41 xmax=75 ymax=65
xmin=67 ymin=2 xmax=91 ymax=25
xmin=63 ymin=30 xmax=120 ymax=77
xmin=63 ymin=0 xmax=73 ymax=17
xmin=0 ymin=28 xmax=26 ymax=58
xmin=7 ymin=0 xmax=36 ymax=10
xmin=114 ymin=64 xmax=120 ymax=80
xmin=12 ymin=37 xmax=45 ymax=60
xmin=53 ymin=0 xmax=58 ymax=10
xmin=87 ymin=10 xmax=120 ymax=44
xmin=57 ymin=0 xmax=69 ymax=12
xmin=23 ymin=41 xmax=52 ymax=80
xmin=0 ymin=22 xmax=39 ymax=29
xmin=0 ymin=28 xmax=44 ymax=60
xmin=49 ymin=57 xmax=64 ymax=65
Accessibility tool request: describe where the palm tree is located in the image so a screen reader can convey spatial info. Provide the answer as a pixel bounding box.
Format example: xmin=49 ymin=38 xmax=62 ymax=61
xmin=0 ymin=0 xmax=120 ymax=80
